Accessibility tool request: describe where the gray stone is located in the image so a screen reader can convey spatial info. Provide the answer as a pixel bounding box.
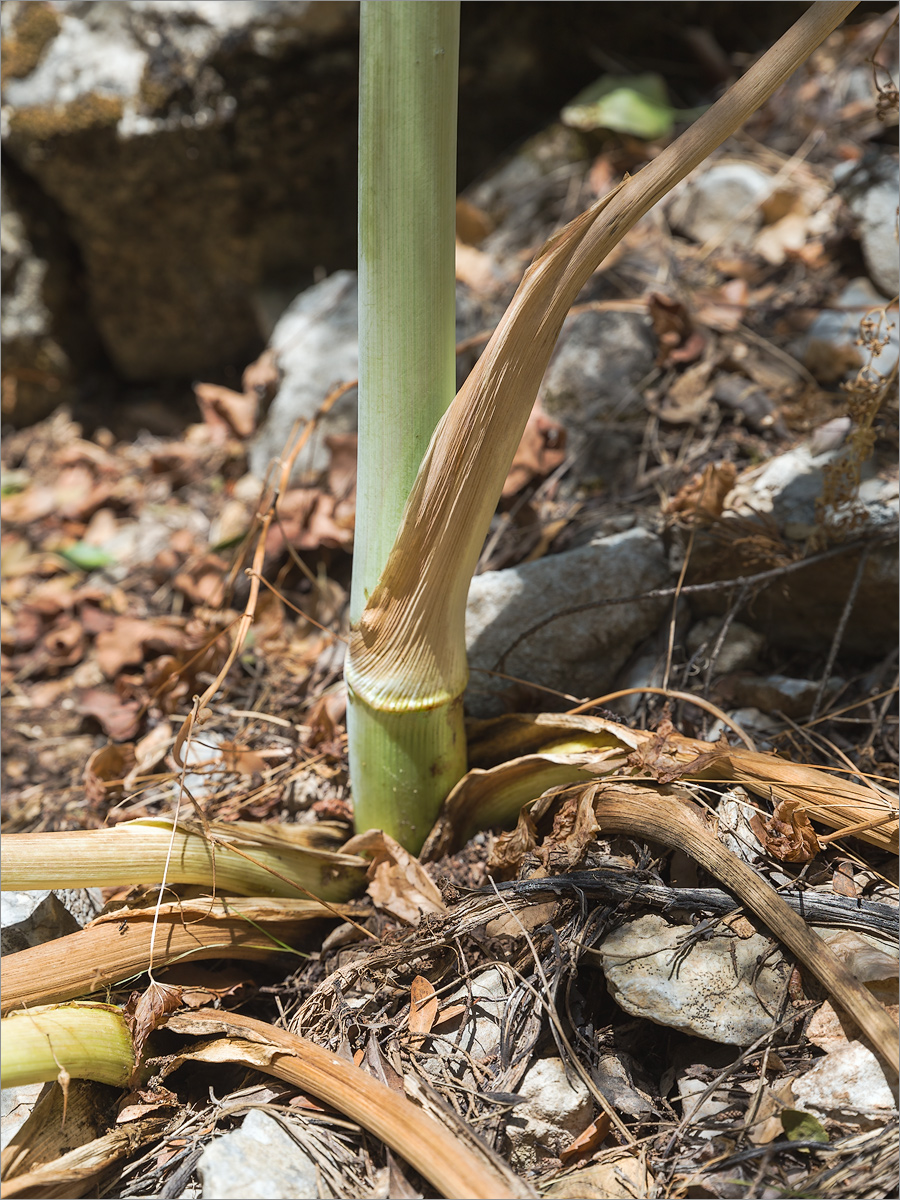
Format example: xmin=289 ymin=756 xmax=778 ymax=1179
xmin=1 ymin=888 xmax=103 ymax=955
xmin=799 ymin=277 xmax=899 ymax=383
xmin=596 ymin=914 xmax=791 ymax=1047
xmin=686 ymin=617 xmax=765 ymax=677
xmin=249 ymin=271 xmax=358 ymax=483
xmin=725 ymin=433 xmax=898 ymax=541
xmin=0 ymin=179 xmax=76 ymax=424
xmin=720 ymin=673 xmax=845 ymax=720
xmin=424 ymin=966 xmax=513 ymax=1085
xmin=2 ymin=0 xmax=360 ymax=380
xmin=197 ymin=1109 xmax=319 ymax=1200
xmin=791 ymin=1041 xmax=896 ymax=1129
xmin=249 ymin=271 xmax=497 ymax=484
xmin=465 ymin=526 xmax=670 ymax=717
xmin=667 ymin=161 xmax=772 ymax=247
xmin=505 ymin=1056 xmax=592 ymax=1172
xmin=0 ymin=1083 xmax=45 ymax=1152
xmin=539 ymin=308 xmax=656 ymax=475
xmin=835 ymin=154 xmax=900 ymax=298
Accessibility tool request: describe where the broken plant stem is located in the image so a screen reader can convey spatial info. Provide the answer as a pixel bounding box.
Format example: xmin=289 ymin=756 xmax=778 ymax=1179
xmin=1 ymin=1003 xmax=134 ymax=1090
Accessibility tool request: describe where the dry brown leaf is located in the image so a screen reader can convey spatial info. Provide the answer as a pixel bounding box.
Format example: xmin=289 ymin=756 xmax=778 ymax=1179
xmin=657 ymin=357 xmax=717 ymax=425
xmin=218 ymin=740 xmax=269 ymax=776
xmin=647 ymin=292 xmax=706 ymax=367
xmin=123 ymin=721 xmax=174 ymax=790
xmin=831 ymin=861 xmax=858 ymax=897
xmin=559 ymin=1113 xmax=612 ymax=1163
xmin=694 ymin=278 xmax=749 ymax=331
xmin=83 ymin=742 xmax=136 ymax=806
xmin=194 ymin=381 xmax=259 ymax=440
xmin=455 ymin=197 xmax=493 ymax=245
xmin=77 ymin=688 xmax=142 ymax=741
xmin=172 ymin=555 xmax=229 ymax=608
xmin=94 ymin=617 xmax=185 ymax=679
xmin=749 ymin=797 xmax=821 ymax=863
xmin=124 ymin=981 xmax=184 ymax=1066
xmin=455 ymin=240 xmax=503 ymax=294
xmin=307 ymin=690 xmax=347 ymax=752
xmin=666 ymin=461 xmax=737 ymax=522
xmin=502 ymin=404 xmax=566 ymax=498
xmin=325 ymin=433 xmax=358 ymax=504
xmin=343 ymin=830 xmax=446 ymax=925
xmin=544 ymin=787 xmax=602 ymax=868
xmin=408 ymin=975 xmax=439 ymax=1038
xmin=488 ymin=805 xmax=539 ymax=875
xmin=432 ymin=1002 xmax=468 ymax=1029
xmin=39 ymin=616 xmax=85 ymax=671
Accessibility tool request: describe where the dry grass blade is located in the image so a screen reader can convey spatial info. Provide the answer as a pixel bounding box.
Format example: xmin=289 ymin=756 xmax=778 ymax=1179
xmin=0 ymin=819 xmax=367 ymax=900
xmin=587 ymin=783 xmax=899 ymax=1080
xmin=162 ymin=1009 xmax=533 ymax=1199
xmin=0 ymin=898 xmax=344 ymax=1015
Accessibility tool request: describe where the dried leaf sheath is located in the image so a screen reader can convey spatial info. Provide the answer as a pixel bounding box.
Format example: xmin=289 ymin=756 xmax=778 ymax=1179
xmin=347 ymin=1 xmax=859 ymax=715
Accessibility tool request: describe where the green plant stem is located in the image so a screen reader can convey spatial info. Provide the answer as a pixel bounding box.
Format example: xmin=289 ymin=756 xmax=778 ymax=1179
xmin=1 ymin=1003 xmax=134 ymax=1089
xmin=348 ymin=0 xmax=462 ymax=851
xmin=349 ymin=0 xmax=859 ymax=806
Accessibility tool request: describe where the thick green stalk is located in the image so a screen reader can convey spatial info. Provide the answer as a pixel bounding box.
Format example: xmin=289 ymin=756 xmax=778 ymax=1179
xmin=348 ymin=1 xmax=462 ymax=850
xmin=1 ymin=1003 xmax=134 ymax=1089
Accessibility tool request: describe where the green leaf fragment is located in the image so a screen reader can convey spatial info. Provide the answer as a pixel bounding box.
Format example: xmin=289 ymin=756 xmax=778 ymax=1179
xmin=59 ymin=543 xmax=116 ymax=570
xmin=781 ymin=1108 xmax=829 ymax=1143
xmin=561 ymin=73 xmax=702 ymax=140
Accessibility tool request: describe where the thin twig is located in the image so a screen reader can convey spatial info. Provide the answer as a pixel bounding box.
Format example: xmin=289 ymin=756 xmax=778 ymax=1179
xmin=810 ymin=546 xmax=870 ymax=721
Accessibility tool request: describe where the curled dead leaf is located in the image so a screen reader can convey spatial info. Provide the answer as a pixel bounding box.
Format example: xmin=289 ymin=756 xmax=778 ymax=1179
xmin=559 ymin=1113 xmax=612 ymax=1163
xmin=342 ymin=830 xmax=445 ymax=925
xmin=666 ymin=460 xmax=737 ymax=523
xmin=124 ymin=981 xmax=184 ymax=1069
xmin=748 ymin=798 xmax=821 ymax=863
xmin=194 ymin=381 xmax=259 ymax=441
xmin=83 ymin=742 xmax=137 ymax=805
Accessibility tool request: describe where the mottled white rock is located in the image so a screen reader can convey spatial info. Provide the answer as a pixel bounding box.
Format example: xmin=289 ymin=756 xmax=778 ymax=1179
xmin=197 ymin=1109 xmax=319 ymax=1200
xmin=715 ymin=787 xmax=764 ymax=865
xmin=667 ymin=161 xmax=772 ymax=247
xmin=725 ymin=426 xmax=899 ymax=541
xmin=543 ymin=1152 xmax=655 ymax=1200
xmin=424 ymin=966 xmax=513 ymax=1084
xmin=792 ymin=1041 xmax=897 ymax=1128
xmin=505 ymin=1056 xmax=592 ymax=1171
xmin=465 ymin=526 xmax=670 ymax=717
xmin=596 ymin=914 xmax=790 ymax=1046
xmin=1 ymin=888 xmax=103 ymax=955
xmin=0 ymin=1083 xmax=44 ymax=1152
xmin=249 ymin=272 xmax=495 ymax=484
xmin=540 ymin=309 xmax=656 ymax=432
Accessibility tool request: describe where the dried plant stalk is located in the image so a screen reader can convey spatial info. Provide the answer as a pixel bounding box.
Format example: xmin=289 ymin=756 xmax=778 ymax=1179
xmin=424 ymin=712 xmax=898 ymax=859
xmin=1 ymin=898 xmax=343 ymax=1015
xmin=0 ymin=819 xmax=367 ymax=900
xmin=163 ymin=1009 xmax=532 ymax=1199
